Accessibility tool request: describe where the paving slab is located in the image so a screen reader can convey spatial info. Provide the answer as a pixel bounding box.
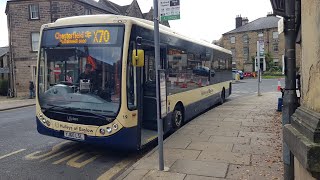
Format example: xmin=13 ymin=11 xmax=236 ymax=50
xmin=238 ymin=131 xmax=276 ymax=139
xmin=186 ymin=141 xmax=233 ymax=152
xmin=232 ymin=144 xmax=278 ymax=156
xmin=197 ymin=151 xmax=251 ymax=165
xmin=226 ymin=164 xmax=283 ymax=180
xmin=184 ymin=175 xmax=224 ymax=180
xmin=209 ymin=136 xmax=250 ymax=145
xmin=143 ymin=170 xmax=186 ymax=180
xmin=170 ymin=159 xmax=228 ymax=178
xmin=201 ymin=130 xmax=239 ymax=137
xmin=123 ymin=169 xmax=149 ymax=180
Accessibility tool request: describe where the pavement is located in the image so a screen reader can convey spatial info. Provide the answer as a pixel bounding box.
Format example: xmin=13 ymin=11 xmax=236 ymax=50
xmin=0 ymin=96 xmax=35 ymax=111
xmin=117 ymin=92 xmax=283 ymax=180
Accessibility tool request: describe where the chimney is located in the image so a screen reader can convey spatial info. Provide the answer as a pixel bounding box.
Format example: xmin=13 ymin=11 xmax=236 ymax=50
xmin=242 ymin=17 xmax=249 ymax=25
xmin=236 ymin=15 xmax=242 ymax=28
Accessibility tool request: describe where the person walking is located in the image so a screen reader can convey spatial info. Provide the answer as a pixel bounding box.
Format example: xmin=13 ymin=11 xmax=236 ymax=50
xmin=29 ymin=81 xmax=35 ymax=99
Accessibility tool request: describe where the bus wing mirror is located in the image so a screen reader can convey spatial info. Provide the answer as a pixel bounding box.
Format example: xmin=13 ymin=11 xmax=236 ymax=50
xmin=132 ymin=49 xmax=144 ymax=67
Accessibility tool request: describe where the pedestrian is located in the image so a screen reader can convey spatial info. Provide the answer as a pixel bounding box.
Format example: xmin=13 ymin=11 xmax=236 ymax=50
xmin=29 ymin=81 xmax=35 ymax=99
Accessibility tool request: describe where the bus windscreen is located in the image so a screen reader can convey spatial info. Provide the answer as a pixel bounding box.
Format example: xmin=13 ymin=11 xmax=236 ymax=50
xmin=37 ymin=26 xmax=124 ymax=123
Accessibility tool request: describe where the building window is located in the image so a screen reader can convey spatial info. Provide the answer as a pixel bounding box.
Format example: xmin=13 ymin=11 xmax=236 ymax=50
xmin=273 ymin=43 xmax=279 ymax=52
xmin=85 ymin=9 xmax=92 ymax=15
xmin=29 ymin=4 xmax=39 ymax=20
xmin=243 ymin=34 xmax=249 ymax=44
xmin=273 ymin=31 xmax=279 ymax=39
xmin=273 ymin=58 xmax=279 ymax=66
xmin=230 ymin=36 xmax=235 ymax=44
xmin=31 ymin=32 xmax=40 ymax=52
xmin=243 ymin=47 xmax=249 ymax=61
xmin=258 ymin=32 xmax=263 ymax=40
xmin=231 ymin=48 xmax=236 ymax=62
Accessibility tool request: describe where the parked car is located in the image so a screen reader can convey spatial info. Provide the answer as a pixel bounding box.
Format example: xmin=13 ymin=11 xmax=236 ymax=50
xmin=243 ymin=72 xmax=253 ymax=78
xmin=232 ymin=69 xmax=244 ymax=79
xmin=193 ymin=66 xmax=215 ymax=77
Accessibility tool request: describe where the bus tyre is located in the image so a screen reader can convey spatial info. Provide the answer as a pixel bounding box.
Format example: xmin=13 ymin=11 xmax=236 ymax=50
xmin=172 ymin=108 xmax=183 ymax=131
xmin=220 ymin=89 xmax=226 ymax=104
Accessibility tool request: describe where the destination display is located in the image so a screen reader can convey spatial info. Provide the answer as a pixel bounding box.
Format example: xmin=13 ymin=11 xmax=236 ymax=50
xmin=42 ymin=26 xmax=122 ymax=46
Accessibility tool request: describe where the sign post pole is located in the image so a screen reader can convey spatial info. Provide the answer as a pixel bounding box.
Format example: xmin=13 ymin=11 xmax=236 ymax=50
xmin=153 ymin=0 xmax=164 ymax=171
xmin=257 ymin=41 xmax=262 ymax=96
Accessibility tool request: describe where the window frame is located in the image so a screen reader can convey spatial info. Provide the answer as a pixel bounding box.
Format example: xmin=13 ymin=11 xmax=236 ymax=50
xmin=29 ymin=4 xmax=40 ymax=20
xmin=242 ymin=34 xmax=249 ymax=44
xmin=273 ymin=43 xmax=279 ymax=52
xmin=273 ymin=31 xmax=279 ymax=39
xmin=230 ymin=36 xmax=236 ymax=44
xmin=84 ymin=9 xmax=92 ymax=15
xmin=31 ymin=32 xmax=40 ymax=52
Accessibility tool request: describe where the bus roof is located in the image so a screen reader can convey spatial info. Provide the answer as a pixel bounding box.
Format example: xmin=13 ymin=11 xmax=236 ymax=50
xmin=45 ymin=14 xmax=231 ymax=55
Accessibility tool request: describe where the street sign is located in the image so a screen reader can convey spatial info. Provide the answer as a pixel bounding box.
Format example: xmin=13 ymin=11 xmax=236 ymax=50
xmin=159 ymin=0 xmax=180 ymax=21
xmin=0 ymin=67 xmax=9 ymax=74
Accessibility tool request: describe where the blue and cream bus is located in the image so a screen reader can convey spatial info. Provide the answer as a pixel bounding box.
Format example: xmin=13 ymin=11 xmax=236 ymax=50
xmin=36 ymin=15 xmax=232 ymax=150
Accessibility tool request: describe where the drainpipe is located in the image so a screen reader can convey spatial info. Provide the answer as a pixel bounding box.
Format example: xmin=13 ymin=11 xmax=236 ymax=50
xmin=282 ymin=0 xmax=298 ymax=179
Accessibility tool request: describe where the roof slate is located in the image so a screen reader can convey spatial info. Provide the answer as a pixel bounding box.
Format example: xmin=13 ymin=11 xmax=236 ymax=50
xmin=78 ymin=0 xmax=119 ymax=14
xmin=0 ymin=46 xmax=9 ymax=57
xmin=224 ymin=16 xmax=280 ymax=35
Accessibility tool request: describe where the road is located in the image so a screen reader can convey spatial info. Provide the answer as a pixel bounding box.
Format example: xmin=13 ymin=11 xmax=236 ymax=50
xmin=229 ymin=78 xmax=284 ymax=100
xmin=0 ymin=107 xmax=143 ymax=180
xmin=0 ymin=78 xmax=282 ymax=180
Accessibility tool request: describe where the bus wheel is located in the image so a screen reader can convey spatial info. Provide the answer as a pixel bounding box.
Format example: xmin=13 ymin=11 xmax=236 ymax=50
xmin=172 ymin=107 xmax=183 ymax=130
xmin=220 ymin=89 xmax=226 ymax=104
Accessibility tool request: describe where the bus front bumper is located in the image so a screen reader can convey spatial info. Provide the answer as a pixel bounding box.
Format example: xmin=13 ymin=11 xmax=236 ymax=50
xmin=36 ymin=118 xmax=139 ymax=150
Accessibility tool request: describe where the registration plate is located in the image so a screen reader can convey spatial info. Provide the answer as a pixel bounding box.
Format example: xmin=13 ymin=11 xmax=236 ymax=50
xmin=64 ymin=131 xmax=85 ymax=140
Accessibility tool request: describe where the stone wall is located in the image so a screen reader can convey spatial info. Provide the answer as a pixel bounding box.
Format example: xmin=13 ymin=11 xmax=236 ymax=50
xmin=6 ymin=0 xmax=108 ymax=96
xmin=300 ymin=0 xmax=320 ymax=112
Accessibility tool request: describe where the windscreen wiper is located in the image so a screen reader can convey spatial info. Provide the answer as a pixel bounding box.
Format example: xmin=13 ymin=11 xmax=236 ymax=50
xmin=43 ymin=104 xmax=115 ymax=122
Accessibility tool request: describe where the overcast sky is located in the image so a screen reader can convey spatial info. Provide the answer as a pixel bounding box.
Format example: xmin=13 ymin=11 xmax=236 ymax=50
xmin=0 ymin=0 xmax=272 ymax=47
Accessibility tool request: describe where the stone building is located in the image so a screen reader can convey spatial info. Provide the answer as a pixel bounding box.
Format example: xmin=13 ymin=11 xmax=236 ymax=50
xmin=5 ymin=0 xmax=119 ymax=97
xmin=282 ymin=0 xmax=320 ymax=179
xmin=221 ymin=14 xmax=301 ymax=72
xmin=5 ymin=0 xmax=168 ymax=97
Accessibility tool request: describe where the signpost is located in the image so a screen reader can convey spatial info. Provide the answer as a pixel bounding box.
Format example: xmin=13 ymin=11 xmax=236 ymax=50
xmin=257 ymin=41 xmax=262 ymax=96
xmin=154 ymin=0 xmax=180 ymax=171
xmin=159 ymin=0 xmax=180 ymax=21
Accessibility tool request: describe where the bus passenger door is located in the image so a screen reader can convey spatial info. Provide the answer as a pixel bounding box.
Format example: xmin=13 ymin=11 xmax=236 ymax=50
xmin=139 ymin=45 xmax=167 ymax=146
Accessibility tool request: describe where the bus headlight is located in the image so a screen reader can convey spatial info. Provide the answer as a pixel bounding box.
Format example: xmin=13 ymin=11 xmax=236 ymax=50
xmin=46 ymin=120 xmax=51 ymax=127
xmin=113 ymin=124 xmax=118 ymax=130
xmin=100 ymin=128 xmax=105 ymax=135
xmin=106 ymin=127 xmax=112 ymax=134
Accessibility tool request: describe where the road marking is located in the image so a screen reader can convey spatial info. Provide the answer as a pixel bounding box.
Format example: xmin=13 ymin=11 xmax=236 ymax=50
xmin=40 ymin=146 xmax=77 ymax=162
xmin=25 ymin=141 xmax=71 ymax=160
xmin=97 ymin=159 xmax=132 ymax=180
xmin=67 ymin=152 xmax=100 ymax=168
xmin=0 ymin=149 xmax=26 ymax=160
xmin=52 ymin=150 xmax=85 ymax=165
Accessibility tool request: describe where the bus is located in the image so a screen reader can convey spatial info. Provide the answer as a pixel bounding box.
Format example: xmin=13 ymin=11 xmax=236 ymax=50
xmin=36 ymin=15 xmax=232 ymax=150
